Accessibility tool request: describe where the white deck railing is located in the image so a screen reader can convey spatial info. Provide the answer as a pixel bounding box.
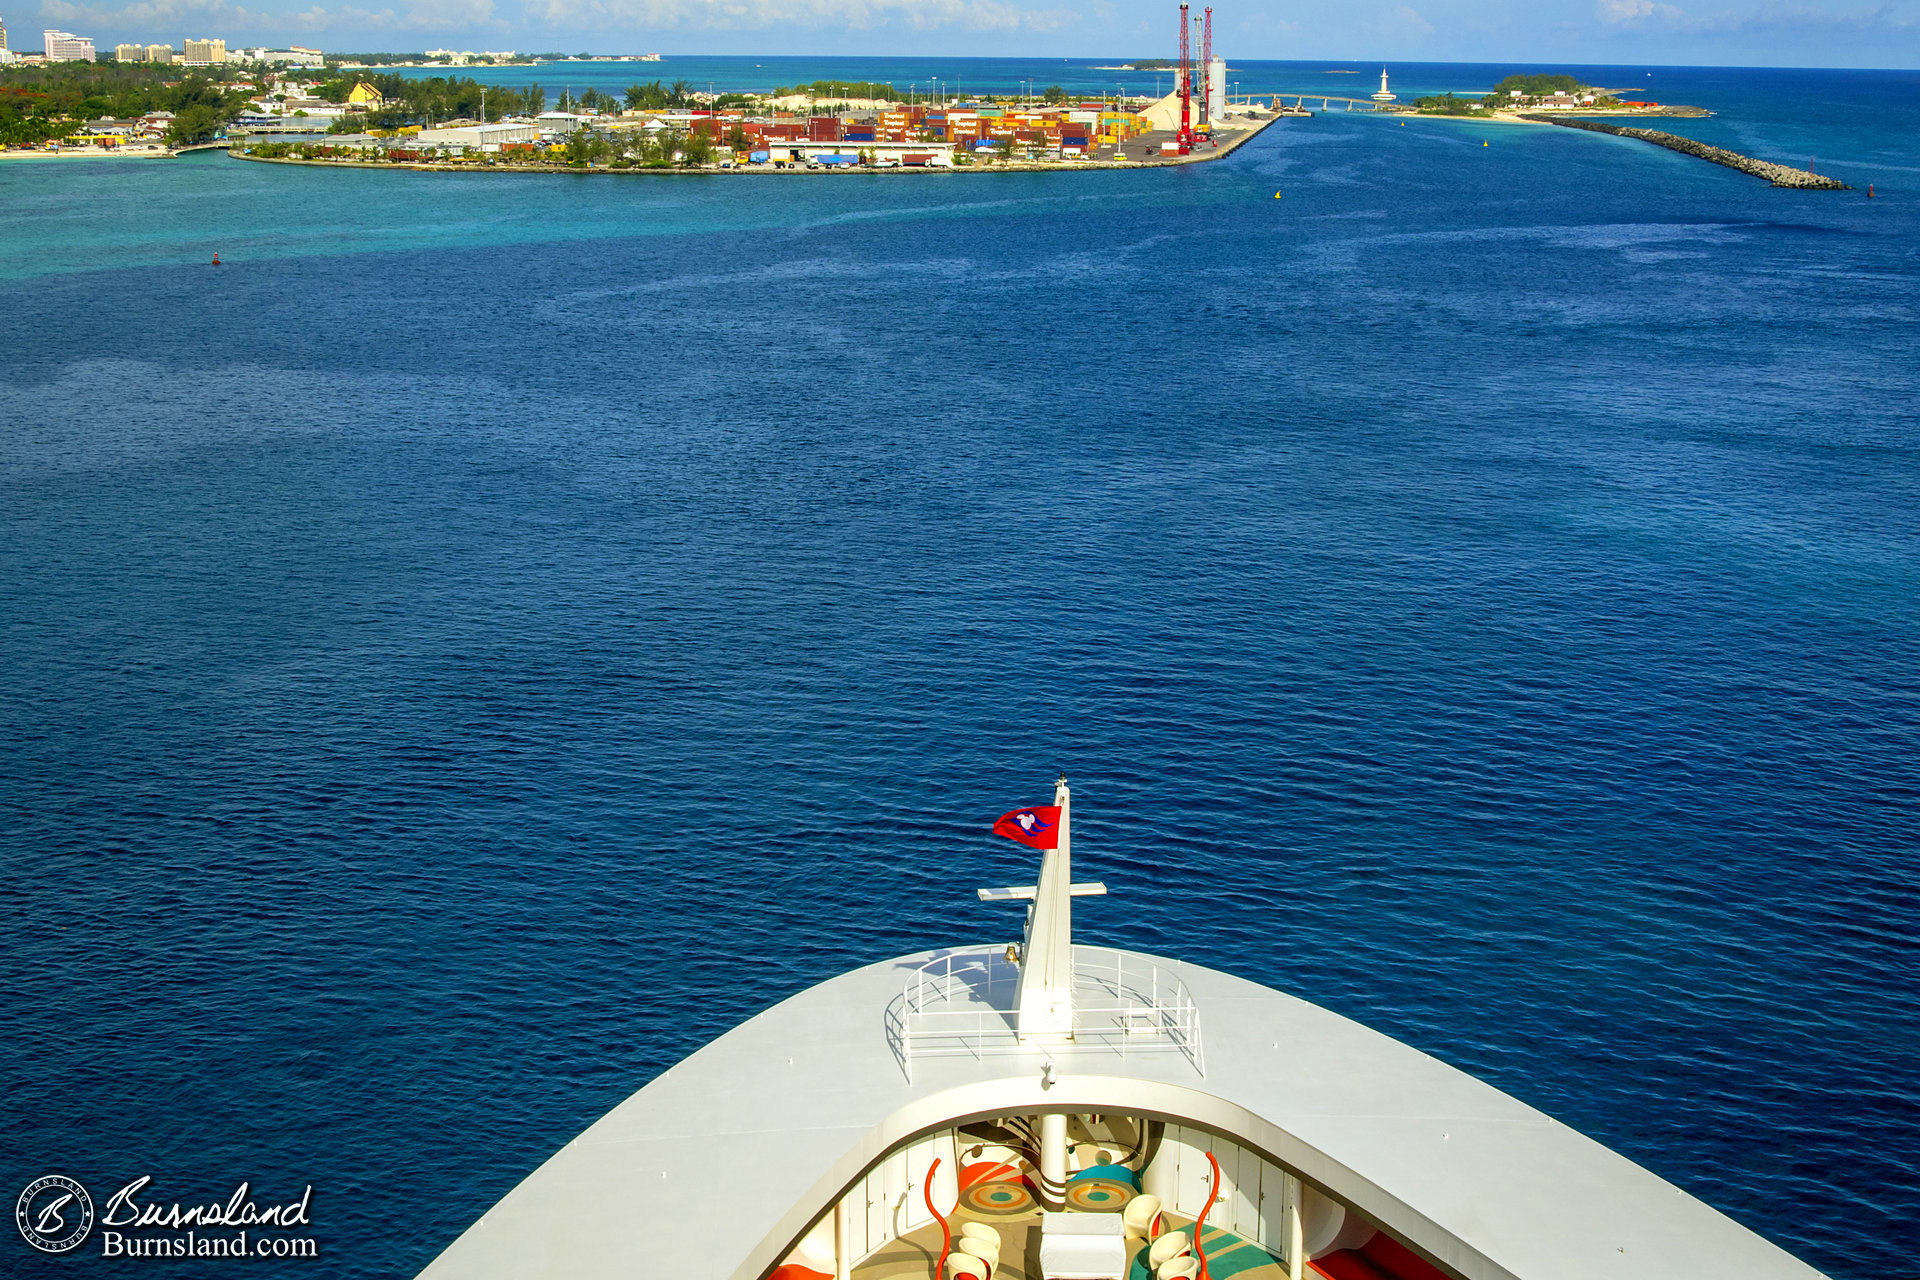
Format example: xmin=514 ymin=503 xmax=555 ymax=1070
xmin=889 ymin=946 xmax=1206 ymax=1083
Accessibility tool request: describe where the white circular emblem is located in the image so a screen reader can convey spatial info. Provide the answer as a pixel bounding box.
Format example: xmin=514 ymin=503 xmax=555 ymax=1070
xmin=16 ymin=1175 xmax=95 ymax=1254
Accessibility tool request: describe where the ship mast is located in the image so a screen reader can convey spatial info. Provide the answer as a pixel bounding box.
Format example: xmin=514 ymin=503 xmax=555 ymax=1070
xmin=977 ymin=777 xmax=1107 ymax=1044
xmin=1013 ymin=776 xmax=1076 ymax=1039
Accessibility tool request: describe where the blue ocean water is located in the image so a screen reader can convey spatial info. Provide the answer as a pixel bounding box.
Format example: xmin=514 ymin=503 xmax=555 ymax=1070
xmin=2 ymin=60 xmax=1917 ymax=1280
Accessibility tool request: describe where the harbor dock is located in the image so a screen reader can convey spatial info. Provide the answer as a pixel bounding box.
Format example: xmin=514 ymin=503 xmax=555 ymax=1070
xmin=230 ymin=103 xmax=1291 ymax=176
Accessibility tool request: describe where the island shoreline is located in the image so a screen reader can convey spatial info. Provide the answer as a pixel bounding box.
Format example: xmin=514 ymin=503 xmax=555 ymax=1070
xmin=227 ymin=108 xmax=1282 ymax=176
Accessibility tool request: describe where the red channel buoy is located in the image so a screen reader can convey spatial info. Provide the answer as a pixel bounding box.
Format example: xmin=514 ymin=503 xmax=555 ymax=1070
xmin=211 ymin=254 xmax=222 ymax=266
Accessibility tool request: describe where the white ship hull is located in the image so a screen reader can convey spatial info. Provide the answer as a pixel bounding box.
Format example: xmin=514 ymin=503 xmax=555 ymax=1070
xmin=418 ymin=944 xmax=1825 ymax=1280
xmin=420 ymin=784 xmax=1825 ymax=1280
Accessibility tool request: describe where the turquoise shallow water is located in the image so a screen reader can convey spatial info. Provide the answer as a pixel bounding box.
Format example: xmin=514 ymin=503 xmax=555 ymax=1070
xmin=2 ymin=61 xmax=1917 ymax=1280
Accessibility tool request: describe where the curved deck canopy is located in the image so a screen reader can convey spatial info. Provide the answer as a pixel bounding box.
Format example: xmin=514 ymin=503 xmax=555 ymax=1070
xmin=415 ymin=946 xmax=1826 ymax=1280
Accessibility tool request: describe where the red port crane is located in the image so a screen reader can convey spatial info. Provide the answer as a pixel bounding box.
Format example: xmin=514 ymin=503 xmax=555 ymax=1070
xmin=1177 ymin=1 xmax=1193 ymax=154
xmin=1202 ymin=6 xmax=1213 ymax=136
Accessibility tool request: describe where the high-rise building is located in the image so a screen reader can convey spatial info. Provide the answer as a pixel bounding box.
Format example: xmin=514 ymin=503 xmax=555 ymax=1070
xmin=115 ymin=42 xmax=143 ymax=61
xmin=249 ymin=46 xmax=323 ymax=67
xmin=147 ymin=44 xmax=173 ymax=62
xmin=183 ymin=37 xmax=225 ymax=66
xmin=1 ymin=14 xmax=10 ymax=52
xmin=44 ymin=29 xmax=96 ymax=60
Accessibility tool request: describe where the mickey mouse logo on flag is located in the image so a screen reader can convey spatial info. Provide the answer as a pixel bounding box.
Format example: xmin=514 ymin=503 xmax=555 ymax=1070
xmin=993 ymin=805 xmax=1062 ymax=850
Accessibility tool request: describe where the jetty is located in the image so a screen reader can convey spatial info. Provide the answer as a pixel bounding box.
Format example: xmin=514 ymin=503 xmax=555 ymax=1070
xmin=1523 ymin=115 xmax=1849 ymax=189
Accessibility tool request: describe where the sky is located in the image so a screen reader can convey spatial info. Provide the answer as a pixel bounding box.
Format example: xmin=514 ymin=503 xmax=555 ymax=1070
xmin=15 ymin=0 xmax=1920 ymax=68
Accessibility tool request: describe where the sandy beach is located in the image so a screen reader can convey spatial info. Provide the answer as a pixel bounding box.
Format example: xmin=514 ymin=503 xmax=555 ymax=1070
xmin=0 ymin=143 xmax=176 ymax=160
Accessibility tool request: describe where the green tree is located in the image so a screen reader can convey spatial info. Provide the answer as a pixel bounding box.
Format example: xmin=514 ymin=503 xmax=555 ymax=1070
xmin=1042 ymin=85 xmax=1067 ymax=105
xmin=1413 ymin=92 xmax=1476 ymax=116
xmin=680 ymin=127 xmax=713 ymax=166
xmin=1489 ymin=73 xmax=1586 ymax=99
xmin=624 ymin=130 xmax=665 ymax=166
xmin=565 ymin=128 xmax=610 ymax=166
xmin=165 ymin=103 xmax=225 ymax=145
xmin=625 ymin=80 xmax=668 ymax=110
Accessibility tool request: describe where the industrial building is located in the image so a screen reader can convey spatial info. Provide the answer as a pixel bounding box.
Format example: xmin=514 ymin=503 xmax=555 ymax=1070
xmin=756 ymin=139 xmax=956 ymax=166
xmin=413 ymin=122 xmax=543 ymax=150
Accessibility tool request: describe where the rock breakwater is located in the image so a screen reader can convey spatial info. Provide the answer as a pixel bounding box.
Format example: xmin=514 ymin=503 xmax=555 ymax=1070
xmin=1522 ymin=115 xmax=1850 ymax=189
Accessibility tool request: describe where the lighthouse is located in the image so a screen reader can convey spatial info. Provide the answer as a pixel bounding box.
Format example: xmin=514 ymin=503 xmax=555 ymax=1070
xmin=1372 ymin=68 xmax=1396 ymax=102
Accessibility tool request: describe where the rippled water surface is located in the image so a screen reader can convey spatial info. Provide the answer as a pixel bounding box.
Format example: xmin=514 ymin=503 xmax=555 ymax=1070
xmin=2 ymin=63 xmax=1917 ymax=1280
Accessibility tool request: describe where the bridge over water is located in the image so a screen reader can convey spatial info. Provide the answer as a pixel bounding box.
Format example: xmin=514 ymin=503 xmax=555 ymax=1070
xmin=1270 ymin=95 xmax=1403 ymax=113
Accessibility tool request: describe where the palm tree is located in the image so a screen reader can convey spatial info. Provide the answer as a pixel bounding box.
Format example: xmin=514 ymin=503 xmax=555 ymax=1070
xmin=670 ymin=78 xmax=692 ymax=106
xmin=625 ymin=84 xmax=646 ymax=110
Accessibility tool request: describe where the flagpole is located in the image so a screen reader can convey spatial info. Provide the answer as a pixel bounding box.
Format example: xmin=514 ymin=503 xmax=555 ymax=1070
xmin=1014 ymin=776 xmax=1075 ymax=1044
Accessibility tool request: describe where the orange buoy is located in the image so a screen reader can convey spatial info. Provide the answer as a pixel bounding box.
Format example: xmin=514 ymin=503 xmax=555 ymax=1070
xmin=1867 ymin=184 xmax=1874 ymax=197
xmin=211 ymin=253 xmax=222 ymax=265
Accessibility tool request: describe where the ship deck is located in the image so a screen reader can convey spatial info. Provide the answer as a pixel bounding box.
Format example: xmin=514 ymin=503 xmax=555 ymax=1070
xmin=416 ymin=945 xmax=1828 ymax=1280
xmin=850 ymin=1209 xmax=1285 ymax=1280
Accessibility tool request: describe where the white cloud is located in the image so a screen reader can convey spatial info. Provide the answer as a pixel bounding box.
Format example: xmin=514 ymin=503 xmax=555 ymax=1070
xmin=1391 ymin=3 xmax=1434 ymax=34
xmin=1362 ymin=3 xmax=1433 ymax=41
xmin=39 ymin=0 xmax=498 ymax=31
xmin=1597 ymin=0 xmax=1687 ymax=24
xmin=1595 ymin=0 xmax=1914 ymax=35
xmin=521 ymin=0 xmax=1077 ymax=31
xmin=1715 ymin=2 xmax=1913 ymax=30
xmin=1233 ymin=10 xmax=1301 ymax=37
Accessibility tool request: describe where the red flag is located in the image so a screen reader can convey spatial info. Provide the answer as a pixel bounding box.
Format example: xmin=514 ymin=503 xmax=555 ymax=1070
xmin=993 ymin=806 xmax=1061 ymax=850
